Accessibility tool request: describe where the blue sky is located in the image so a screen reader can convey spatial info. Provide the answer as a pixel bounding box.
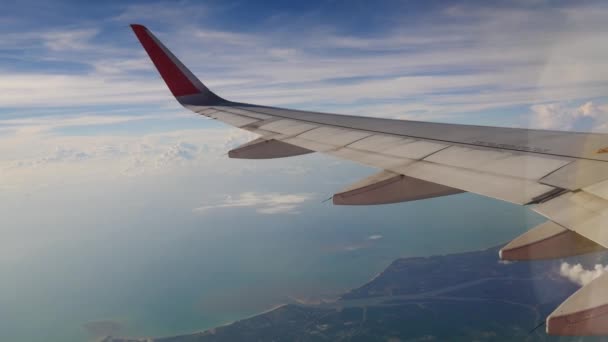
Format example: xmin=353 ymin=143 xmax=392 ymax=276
xmin=1 ymin=1 xmax=608 ymax=340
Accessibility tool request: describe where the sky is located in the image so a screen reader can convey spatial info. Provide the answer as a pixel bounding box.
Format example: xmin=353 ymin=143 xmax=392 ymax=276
xmin=1 ymin=0 xmax=608 ymax=340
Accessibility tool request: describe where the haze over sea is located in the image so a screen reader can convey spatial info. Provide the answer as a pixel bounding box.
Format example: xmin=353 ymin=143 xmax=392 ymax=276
xmin=0 ymin=152 xmax=543 ymax=341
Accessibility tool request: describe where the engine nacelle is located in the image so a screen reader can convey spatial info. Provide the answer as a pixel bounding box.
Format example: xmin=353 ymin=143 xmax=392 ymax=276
xmin=228 ymin=138 xmax=313 ymax=159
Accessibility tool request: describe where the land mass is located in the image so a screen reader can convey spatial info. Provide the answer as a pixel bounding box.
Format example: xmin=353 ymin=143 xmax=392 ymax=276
xmin=103 ymin=246 xmax=608 ymax=341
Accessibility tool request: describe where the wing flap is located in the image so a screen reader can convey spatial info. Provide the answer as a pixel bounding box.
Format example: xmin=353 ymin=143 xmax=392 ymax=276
xmin=392 ymin=161 xmax=556 ymax=205
xmin=348 ymin=135 xmax=415 ymax=151
xmin=585 ymin=180 xmax=608 ymax=201
xmin=533 ymin=191 xmax=608 ymax=248
xmin=282 ymin=136 xmax=336 ymax=152
xmin=427 ymin=146 xmax=571 ymax=180
xmin=209 ymin=111 xmax=260 ymax=127
xmin=328 ymin=147 xmax=413 ymax=169
xmin=383 ymin=140 xmax=448 ymax=159
xmin=297 ymin=127 xmax=372 ymax=146
xmin=541 ymin=160 xmax=608 ymax=190
xmin=258 ymin=119 xmax=319 ymax=136
xmin=211 ymin=107 xmax=274 ymax=120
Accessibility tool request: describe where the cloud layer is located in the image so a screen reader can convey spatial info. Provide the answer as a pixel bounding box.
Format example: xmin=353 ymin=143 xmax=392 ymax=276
xmin=529 ymin=101 xmax=608 ymax=132
xmin=193 ymin=192 xmax=315 ymax=215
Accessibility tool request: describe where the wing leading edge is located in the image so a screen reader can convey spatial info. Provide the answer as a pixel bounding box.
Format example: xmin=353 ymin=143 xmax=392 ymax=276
xmin=131 ymin=24 xmax=608 ymax=336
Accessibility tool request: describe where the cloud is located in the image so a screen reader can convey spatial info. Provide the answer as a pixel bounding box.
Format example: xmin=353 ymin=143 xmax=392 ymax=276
xmin=1 ymin=2 xmax=607 ymax=124
xmin=112 ymin=3 xmax=208 ymax=25
xmin=193 ymin=192 xmax=315 ymax=215
xmin=41 ymin=28 xmax=99 ymax=51
xmin=0 ymin=124 xmax=255 ymax=191
xmin=368 ymin=234 xmax=383 ymax=240
xmin=529 ymin=101 xmax=608 ymax=131
xmin=559 ymin=262 xmax=608 ymax=286
xmin=0 ymin=113 xmax=170 ymax=136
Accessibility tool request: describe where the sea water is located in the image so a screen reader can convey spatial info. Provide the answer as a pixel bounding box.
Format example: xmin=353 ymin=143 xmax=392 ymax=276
xmin=0 ymin=162 xmax=543 ymax=341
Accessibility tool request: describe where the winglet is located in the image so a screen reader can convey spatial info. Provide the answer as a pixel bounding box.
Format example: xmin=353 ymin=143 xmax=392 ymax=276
xmin=130 ymin=24 xmax=225 ymax=105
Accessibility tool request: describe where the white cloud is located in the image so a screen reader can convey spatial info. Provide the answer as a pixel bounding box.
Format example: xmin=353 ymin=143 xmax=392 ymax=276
xmin=112 ymin=3 xmax=208 ymax=24
xmin=368 ymin=234 xmax=383 ymax=240
xmin=193 ymin=192 xmax=315 ymax=215
xmin=41 ymin=28 xmax=99 ymax=51
xmin=559 ymin=262 xmax=608 ymax=286
xmin=0 ymin=113 xmax=170 ymax=136
xmin=0 ymin=124 xmax=255 ymax=191
xmin=529 ymin=101 xmax=608 ymax=131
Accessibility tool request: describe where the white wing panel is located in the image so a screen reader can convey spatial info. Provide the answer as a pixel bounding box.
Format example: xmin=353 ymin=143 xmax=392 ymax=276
xmin=259 ymin=119 xmax=318 ymax=135
xmin=484 ymin=154 xmax=570 ymax=180
xmin=347 ymin=135 xmax=414 ymax=151
xmin=298 ymin=127 xmax=372 ymax=146
xmin=210 ymin=112 xmax=260 ymax=127
xmin=424 ymin=146 xmax=507 ymax=167
xmin=584 ymin=179 xmax=608 ymax=201
xmin=192 ymin=107 xmax=217 ymax=115
xmin=282 ymin=137 xmax=335 ymax=152
xmin=426 ymin=146 xmax=571 ymax=180
xmin=392 ymin=161 xmax=555 ymax=204
xmin=328 ymin=147 xmax=413 ymax=169
xmin=541 ymin=160 xmax=608 ymax=190
xmin=213 ymin=107 xmax=274 ymax=120
xmin=383 ymin=141 xmax=447 ymax=160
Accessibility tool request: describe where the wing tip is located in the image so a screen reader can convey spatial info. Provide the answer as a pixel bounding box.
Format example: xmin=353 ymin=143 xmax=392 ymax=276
xmin=129 ymin=23 xmax=227 ymax=105
xmin=129 ymin=24 xmax=147 ymax=32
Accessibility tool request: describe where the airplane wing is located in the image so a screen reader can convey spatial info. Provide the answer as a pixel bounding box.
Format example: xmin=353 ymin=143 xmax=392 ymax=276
xmin=131 ymin=24 xmax=608 ymax=336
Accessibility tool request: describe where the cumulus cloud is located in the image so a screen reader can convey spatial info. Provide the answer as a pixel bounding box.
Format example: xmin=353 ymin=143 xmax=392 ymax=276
xmin=529 ymin=101 xmax=608 ymax=131
xmin=559 ymin=262 xmax=608 ymax=286
xmin=0 ymin=123 xmax=255 ymax=190
xmin=193 ymin=192 xmax=315 ymax=215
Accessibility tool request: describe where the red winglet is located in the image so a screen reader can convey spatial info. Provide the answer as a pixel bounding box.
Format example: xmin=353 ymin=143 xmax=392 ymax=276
xmin=131 ymin=24 xmax=201 ymax=97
